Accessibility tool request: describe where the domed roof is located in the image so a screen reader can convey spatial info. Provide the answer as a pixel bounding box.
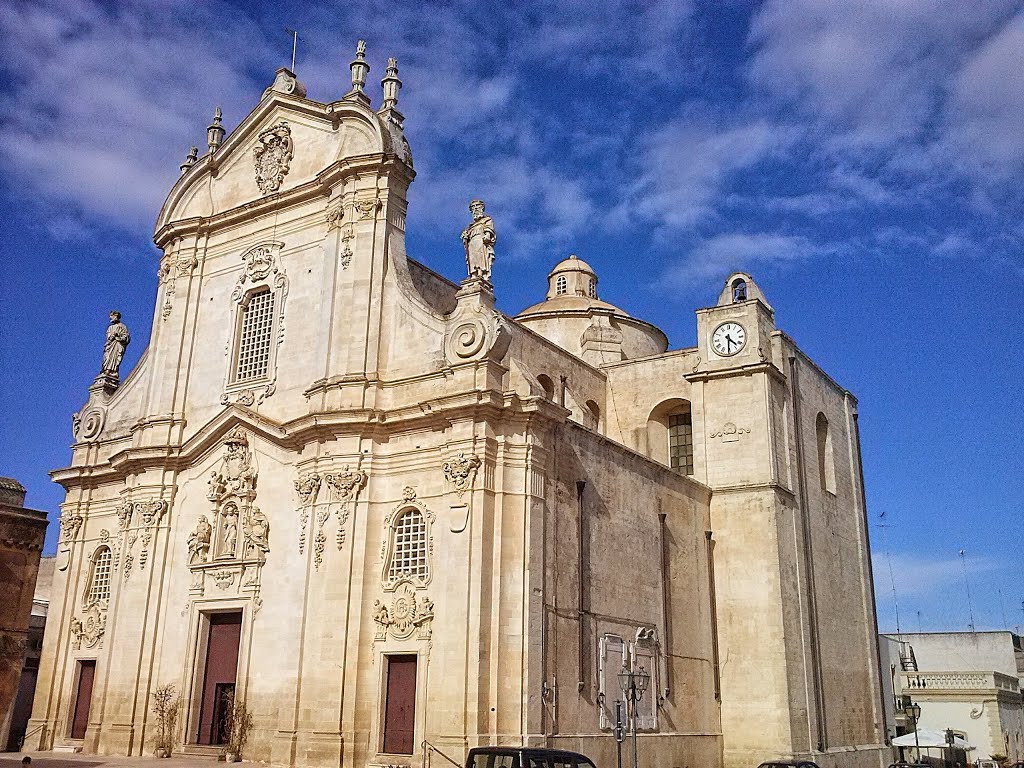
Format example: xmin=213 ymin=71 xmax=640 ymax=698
xmin=548 ymin=254 xmax=595 ymax=277
xmin=516 ymin=295 xmax=630 ymax=318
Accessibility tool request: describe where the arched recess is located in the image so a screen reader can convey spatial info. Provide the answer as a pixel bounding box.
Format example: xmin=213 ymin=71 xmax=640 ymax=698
xmin=537 ymin=374 xmax=556 ymax=401
xmin=585 ymin=400 xmax=601 ymax=431
xmin=816 ymin=412 xmax=836 ymax=494
xmin=647 ymin=398 xmax=694 ymax=474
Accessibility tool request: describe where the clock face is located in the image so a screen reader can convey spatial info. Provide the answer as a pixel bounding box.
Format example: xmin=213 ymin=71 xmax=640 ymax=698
xmin=711 ymin=321 xmax=746 ymax=357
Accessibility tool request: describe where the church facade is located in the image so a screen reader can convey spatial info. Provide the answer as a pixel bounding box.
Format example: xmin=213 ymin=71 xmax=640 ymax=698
xmin=29 ymin=45 xmax=890 ymax=768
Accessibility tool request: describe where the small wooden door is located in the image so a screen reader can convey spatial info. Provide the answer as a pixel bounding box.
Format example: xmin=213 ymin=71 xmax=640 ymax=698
xmin=70 ymin=660 xmax=96 ymax=739
xmin=382 ymin=655 xmax=417 ymax=754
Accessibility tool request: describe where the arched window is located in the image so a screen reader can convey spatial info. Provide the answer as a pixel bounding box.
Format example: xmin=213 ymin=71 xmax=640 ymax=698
xmin=816 ymin=412 xmax=836 ymax=494
xmin=588 ymin=279 xmax=597 ymax=298
xmin=387 ymin=509 xmax=429 ymax=583
xmin=668 ymin=408 xmax=694 ymax=475
xmin=556 ymin=275 xmax=567 ymax=296
xmin=537 ymin=374 xmax=555 ymax=400
xmin=585 ymin=399 xmax=601 ymax=430
xmin=235 ymin=287 xmax=275 ymax=382
xmin=647 ymin=399 xmax=694 ymax=474
xmin=87 ymin=546 xmax=113 ymax=605
xmin=732 ymin=279 xmax=747 ymax=302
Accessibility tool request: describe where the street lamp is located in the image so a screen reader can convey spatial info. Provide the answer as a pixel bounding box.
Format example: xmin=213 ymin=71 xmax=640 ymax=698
xmin=618 ymin=661 xmax=650 ymax=768
xmin=904 ymin=701 xmax=922 ymax=763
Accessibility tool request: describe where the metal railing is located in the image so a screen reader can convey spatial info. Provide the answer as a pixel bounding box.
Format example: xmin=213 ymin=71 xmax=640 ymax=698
xmin=422 ymin=740 xmax=463 ymax=768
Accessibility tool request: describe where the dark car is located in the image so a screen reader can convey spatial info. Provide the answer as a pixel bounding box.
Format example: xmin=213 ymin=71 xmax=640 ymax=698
xmin=467 ymin=747 xmax=597 ymax=768
xmin=757 ymin=761 xmax=821 ymax=768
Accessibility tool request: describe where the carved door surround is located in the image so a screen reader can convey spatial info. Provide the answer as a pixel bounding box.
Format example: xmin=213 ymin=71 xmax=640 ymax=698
xmin=187 ymin=427 xmax=269 ymax=612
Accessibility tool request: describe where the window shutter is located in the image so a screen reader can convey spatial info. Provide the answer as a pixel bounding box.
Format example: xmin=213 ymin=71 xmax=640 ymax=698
xmin=598 ymin=634 xmax=624 ymax=729
xmin=634 ymin=642 xmax=658 ymax=731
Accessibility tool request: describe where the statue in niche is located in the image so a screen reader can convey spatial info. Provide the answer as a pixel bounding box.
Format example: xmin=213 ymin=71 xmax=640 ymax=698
xmin=460 ymin=200 xmax=496 ymax=281
xmin=188 ymin=515 xmax=212 ymax=564
xmin=221 ymin=504 xmax=239 ymax=557
xmin=99 ymin=311 xmax=130 ymax=382
xmin=244 ymin=507 xmax=270 ymax=563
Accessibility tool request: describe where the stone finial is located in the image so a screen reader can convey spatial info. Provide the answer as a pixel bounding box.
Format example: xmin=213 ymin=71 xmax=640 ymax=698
xmin=348 ymin=40 xmax=370 ymax=97
xmin=381 ymin=56 xmax=402 ymax=110
xmin=180 ymin=145 xmax=198 ymax=175
xmin=207 ymin=107 xmax=225 ymax=151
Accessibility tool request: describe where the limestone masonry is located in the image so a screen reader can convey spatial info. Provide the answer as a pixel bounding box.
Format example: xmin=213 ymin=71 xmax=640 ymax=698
xmin=29 ymin=43 xmax=890 ymax=768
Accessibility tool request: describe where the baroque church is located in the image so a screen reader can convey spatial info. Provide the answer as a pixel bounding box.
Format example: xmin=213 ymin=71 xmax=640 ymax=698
xmin=29 ymin=44 xmax=890 ymax=768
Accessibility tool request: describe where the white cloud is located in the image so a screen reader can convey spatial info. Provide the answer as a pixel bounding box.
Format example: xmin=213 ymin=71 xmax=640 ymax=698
xmin=660 ymin=231 xmax=832 ymax=288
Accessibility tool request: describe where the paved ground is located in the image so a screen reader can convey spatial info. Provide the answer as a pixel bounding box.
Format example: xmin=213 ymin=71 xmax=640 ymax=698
xmin=1 ymin=754 xmax=219 ymax=768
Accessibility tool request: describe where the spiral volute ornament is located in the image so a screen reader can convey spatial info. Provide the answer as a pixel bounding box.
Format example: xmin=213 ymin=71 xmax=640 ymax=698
xmin=447 ymin=318 xmax=488 ymax=360
xmin=77 ymin=406 xmax=106 ymax=442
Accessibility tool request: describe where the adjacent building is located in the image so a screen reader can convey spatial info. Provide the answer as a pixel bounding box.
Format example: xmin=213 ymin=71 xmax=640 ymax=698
xmin=882 ymin=632 xmax=1024 ymax=762
xmin=0 ymin=479 xmax=49 ymax=751
xmin=28 ymin=46 xmax=889 ymax=768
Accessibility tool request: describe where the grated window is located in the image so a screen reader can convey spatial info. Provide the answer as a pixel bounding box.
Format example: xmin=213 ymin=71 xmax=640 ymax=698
xmin=387 ymin=509 xmax=429 ymax=582
xmin=668 ymin=410 xmax=694 ymax=476
xmin=235 ymin=288 xmax=275 ymax=382
xmin=88 ymin=546 xmax=112 ymax=604
xmin=556 ymin=275 xmax=567 ymax=295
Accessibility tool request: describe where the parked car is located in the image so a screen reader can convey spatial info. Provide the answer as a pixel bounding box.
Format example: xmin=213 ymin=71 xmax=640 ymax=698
xmin=757 ymin=761 xmax=821 ymax=768
xmin=467 ymin=747 xmax=597 ymax=768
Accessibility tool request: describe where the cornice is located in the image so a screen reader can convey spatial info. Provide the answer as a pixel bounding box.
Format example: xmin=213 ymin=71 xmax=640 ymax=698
xmin=685 ymin=360 xmax=785 ymax=384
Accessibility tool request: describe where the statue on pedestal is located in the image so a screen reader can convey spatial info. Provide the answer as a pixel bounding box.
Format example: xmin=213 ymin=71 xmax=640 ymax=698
xmin=460 ymin=200 xmax=496 ymax=281
xmin=98 ymin=311 xmax=130 ymax=384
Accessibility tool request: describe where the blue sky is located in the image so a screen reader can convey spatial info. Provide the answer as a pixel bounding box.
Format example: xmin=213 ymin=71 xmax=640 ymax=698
xmin=0 ymin=0 xmax=1021 ymax=634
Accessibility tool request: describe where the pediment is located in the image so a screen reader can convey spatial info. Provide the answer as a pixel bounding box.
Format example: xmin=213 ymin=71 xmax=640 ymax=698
xmin=155 ymin=92 xmax=391 ymax=238
xmin=179 ymin=406 xmax=291 ymax=466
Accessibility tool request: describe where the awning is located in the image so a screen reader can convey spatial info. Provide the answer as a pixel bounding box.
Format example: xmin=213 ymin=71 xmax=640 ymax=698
xmin=892 ymin=729 xmax=974 ymax=750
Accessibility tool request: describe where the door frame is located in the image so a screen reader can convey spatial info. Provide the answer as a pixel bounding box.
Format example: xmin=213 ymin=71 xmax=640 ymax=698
xmin=374 ymin=648 xmax=428 ymax=759
xmin=67 ymin=658 xmax=97 ymax=740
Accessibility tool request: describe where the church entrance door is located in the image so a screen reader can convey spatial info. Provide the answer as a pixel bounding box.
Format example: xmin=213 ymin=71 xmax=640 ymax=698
xmin=196 ymin=612 xmax=242 ymax=745
xmin=70 ymin=660 xmax=96 ymax=739
xmin=382 ymin=655 xmax=417 ymax=754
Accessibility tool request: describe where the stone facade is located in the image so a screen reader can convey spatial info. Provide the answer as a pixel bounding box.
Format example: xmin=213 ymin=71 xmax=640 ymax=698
xmin=0 ymin=478 xmax=49 ymax=751
xmin=29 ymin=47 xmax=889 ymax=768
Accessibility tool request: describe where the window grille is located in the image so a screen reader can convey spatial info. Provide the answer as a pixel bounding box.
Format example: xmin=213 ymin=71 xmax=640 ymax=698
xmin=588 ymin=279 xmax=597 ymax=298
xmin=556 ymin=275 xmax=567 ymax=295
xmin=88 ymin=547 xmax=112 ymax=604
xmin=668 ymin=410 xmax=694 ymax=475
xmin=387 ymin=509 xmax=429 ymax=582
xmin=235 ymin=288 xmax=275 ymax=382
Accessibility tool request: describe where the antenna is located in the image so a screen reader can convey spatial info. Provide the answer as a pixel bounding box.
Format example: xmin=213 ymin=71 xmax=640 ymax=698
xmin=959 ymin=549 xmax=976 ymax=632
xmin=285 ymin=28 xmax=299 ymax=73
xmin=999 ymin=589 xmax=1009 ymax=629
xmin=876 ymin=511 xmax=902 ymax=635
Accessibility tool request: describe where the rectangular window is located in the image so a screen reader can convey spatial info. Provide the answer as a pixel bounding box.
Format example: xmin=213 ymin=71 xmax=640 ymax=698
xmin=598 ymin=634 xmax=625 ymax=729
xmin=668 ymin=411 xmax=694 ymax=475
xmin=70 ymin=660 xmax=96 ymax=739
xmin=235 ymin=288 xmax=275 ymax=382
xmin=382 ymin=654 xmax=417 ymax=754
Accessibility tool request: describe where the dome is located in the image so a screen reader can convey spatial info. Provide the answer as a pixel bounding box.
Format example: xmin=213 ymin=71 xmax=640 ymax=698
xmin=514 ymin=254 xmax=668 ymax=363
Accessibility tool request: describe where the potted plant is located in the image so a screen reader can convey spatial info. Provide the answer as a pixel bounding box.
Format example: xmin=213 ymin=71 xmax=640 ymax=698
xmin=150 ymin=683 xmax=180 ymax=758
xmin=222 ymin=694 xmax=252 ymax=763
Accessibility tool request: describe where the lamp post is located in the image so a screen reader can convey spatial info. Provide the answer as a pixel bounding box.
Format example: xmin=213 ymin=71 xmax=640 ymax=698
xmin=618 ymin=655 xmax=650 ymax=768
xmin=904 ymin=701 xmax=922 ymax=763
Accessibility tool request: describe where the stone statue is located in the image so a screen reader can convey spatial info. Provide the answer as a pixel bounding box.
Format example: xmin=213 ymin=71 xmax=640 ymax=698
xmin=244 ymin=507 xmax=270 ymax=562
xmin=99 ymin=311 xmax=130 ymax=382
xmin=188 ymin=515 xmax=212 ymax=565
xmin=460 ymin=200 xmax=496 ymax=281
xmin=222 ymin=505 xmax=238 ymax=557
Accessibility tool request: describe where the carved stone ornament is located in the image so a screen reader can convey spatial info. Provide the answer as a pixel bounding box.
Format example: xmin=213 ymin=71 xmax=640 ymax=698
xmin=189 ymin=427 xmax=267 ymax=611
xmin=113 ymin=499 xmax=168 ymax=578
xmin=294 ymin=472 xmax=320 ymax=555
xmin=326 ymin=201 xmax=344 ymax=230
xmin=709 ymin=422 xmax=751 ymax=443
xmin=326 ymin=465 xmax=367 ymax=551
xmin=56 ymin=511 xmax=84 ymax=572
xmin=460 ymin=199 xmax=496 ymax=282
xmin=442 ymin=452 xmax=481 ymax=499
xmin=444 ymin=280 xmax=511 ymax=366
xmin=253 ymin=121 xmax=293 ymax=195
xmin=70 ymin=604 xmax=107 ymax=650
xmin=373 ymin=582 xmax=435 ymax=641
xmin=74 ymin=405 xmax=106 ymax=442
xmin=355 ymin=196 xmax=382 ymax=220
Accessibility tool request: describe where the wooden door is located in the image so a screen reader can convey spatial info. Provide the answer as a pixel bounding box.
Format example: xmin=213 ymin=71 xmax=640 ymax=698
xmin=382 ymin=655 xmax=417 ymax=754
xmin=70 ymin=660 xmax=96 ymax=739
xmin=197 ymin=612 xmax=242 ymax=745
